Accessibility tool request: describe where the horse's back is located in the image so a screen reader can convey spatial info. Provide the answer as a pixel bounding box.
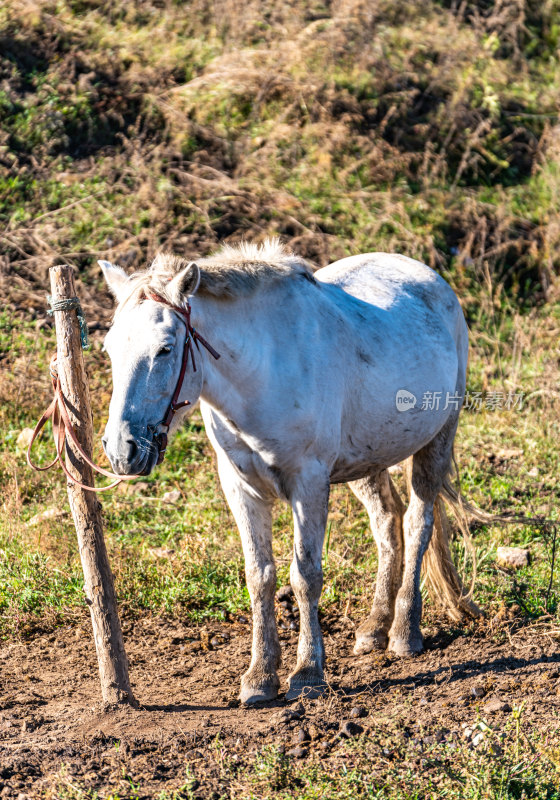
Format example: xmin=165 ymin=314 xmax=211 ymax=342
xmin=311 ymin=253 xmax=468 ymax=474
xmin=316 ymin=251 xmax=467 ymax=360
xmin=316 ymin=252 xmax=460 ymax=316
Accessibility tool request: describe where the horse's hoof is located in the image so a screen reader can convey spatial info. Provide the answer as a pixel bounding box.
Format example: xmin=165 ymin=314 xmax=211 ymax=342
xmin=388 ymin=636 xmax=423 ymax=658
xmin=239 ymin=680 xmax=279 ymax=706
xmin=285 ymin=671 xmax=327 ymax=701
xmin=285 ymin=682 xmax=327 ymax=701
xmin=353 ymin=630 xmax=388 ymax=655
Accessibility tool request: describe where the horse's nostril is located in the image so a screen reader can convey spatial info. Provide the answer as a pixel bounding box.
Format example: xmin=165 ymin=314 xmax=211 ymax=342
xmin=125 ymin=438 xmax=138 ymax=463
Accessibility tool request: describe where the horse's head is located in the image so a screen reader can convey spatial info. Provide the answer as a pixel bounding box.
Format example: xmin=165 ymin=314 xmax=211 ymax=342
xmin=100 ymin=259 xmax=202 ymax=476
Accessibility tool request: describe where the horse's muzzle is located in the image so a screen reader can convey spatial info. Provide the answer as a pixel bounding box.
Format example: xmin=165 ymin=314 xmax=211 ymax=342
xmin=102 ymin=429 xmax=159 ymax=476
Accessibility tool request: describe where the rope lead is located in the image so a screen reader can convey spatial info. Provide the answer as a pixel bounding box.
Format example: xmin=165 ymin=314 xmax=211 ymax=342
xmin=47 ymin=295 xmax=90 ymax=350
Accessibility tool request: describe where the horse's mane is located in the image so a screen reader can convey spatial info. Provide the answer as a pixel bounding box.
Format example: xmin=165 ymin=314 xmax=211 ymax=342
xmin=116 ymin=238 xmax=316 ymax=310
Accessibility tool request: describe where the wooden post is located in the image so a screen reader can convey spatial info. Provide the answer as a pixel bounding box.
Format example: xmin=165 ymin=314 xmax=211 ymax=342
xmin=49 ymin=265 xmax=136 ymax=707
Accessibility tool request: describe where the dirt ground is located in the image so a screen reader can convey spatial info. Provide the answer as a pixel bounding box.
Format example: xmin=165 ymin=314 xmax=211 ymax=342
xmin=1 ymin=610 xmax=559 ymax=799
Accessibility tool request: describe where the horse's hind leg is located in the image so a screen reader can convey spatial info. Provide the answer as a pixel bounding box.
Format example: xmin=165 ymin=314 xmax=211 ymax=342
xmin=216 ymin=455 xmax=281 ymax=705
xmin=389 ymin=416 xmax=458 ymax=657
xmin=349 ymin=469 xmax=404 ymax=654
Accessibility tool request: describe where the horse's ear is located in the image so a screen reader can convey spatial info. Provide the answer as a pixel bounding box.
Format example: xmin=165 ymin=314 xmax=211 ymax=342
xmin=168 ymin=262 xmax=200 ymax=303
xmin=98 ymin=260 xmax=128 ymax=301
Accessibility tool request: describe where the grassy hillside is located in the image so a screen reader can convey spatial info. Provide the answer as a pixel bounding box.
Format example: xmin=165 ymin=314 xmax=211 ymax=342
xmin=1 ymin=0 xmax=560 ymax=309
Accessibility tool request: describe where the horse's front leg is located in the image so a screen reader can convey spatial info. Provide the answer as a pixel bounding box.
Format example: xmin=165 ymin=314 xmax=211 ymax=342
xmin=217 ymin=456 xmax=280 ymax=705
xmin=286 ymin=464 xmax=330 ymax=701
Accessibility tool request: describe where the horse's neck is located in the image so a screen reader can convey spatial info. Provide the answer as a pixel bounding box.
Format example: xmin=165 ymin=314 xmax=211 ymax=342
xmin=191 ymin=280 xmax=322 ymax=426
xmin=191 ymin=291 xmax=273 ymax=420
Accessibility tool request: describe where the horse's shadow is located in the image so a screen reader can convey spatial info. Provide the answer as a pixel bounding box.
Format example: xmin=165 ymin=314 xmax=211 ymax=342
xmin=140 ymin=702 xmax=226 ymax=713
xmin=134 ymin=651 xmax=559 ymax=714
xmin=334 ymin=651 xmax=560 ymax=700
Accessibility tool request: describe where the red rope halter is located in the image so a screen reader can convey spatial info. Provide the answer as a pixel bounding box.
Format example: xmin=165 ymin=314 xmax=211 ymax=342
xmin=27 ymin=294 xmax=220 ymax=491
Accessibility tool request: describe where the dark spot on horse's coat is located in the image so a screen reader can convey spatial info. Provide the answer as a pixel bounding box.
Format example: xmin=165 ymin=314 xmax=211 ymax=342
xmin=294 ymin=400 xmax=301 ymax=409
xmin=226 ymin=417 xmax=241 ymax=433
xmin=357 ymin=349 xmax=373 ymax=366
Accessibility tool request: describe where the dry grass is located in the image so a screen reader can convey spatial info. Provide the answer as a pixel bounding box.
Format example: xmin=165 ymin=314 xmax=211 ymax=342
xmin=0 ymin=0 xmax=559 ymax=321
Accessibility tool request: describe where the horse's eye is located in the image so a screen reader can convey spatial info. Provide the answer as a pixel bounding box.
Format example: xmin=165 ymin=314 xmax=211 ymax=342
xmin=157 ymin=346 xmax=172 ymax=357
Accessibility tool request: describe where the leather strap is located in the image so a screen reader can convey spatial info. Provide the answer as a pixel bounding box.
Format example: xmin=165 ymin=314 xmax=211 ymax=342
xmin=27 ymin=293 xmax=220 ymax=490
xmin=145 ymin=292 xmax=220 ymax=465
xmin=26 ymin=356 xmax=138 ymax=491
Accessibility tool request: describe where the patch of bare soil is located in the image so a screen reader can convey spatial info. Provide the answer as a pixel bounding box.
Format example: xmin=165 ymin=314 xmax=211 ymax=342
xmin=1 ymin=613 xmax=559 ymax=798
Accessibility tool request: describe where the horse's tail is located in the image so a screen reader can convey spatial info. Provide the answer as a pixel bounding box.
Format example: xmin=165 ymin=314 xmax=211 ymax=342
xmin=401 ymin=453 xmax=547 ymax=622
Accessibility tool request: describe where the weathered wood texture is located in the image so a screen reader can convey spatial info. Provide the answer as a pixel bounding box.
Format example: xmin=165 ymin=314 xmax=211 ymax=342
xmin=49 ymin=265 xmax=135 ymax=706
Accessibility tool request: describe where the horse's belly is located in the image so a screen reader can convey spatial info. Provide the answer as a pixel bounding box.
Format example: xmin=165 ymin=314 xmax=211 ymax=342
xmin=331 ymin=388 xmax=456 ymax=482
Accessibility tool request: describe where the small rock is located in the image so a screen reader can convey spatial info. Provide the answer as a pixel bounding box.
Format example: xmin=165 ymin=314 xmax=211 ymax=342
xmin=270 ymin=710 xmax=291 ymax=726
xmin=118 ymin=480 xmax=150 ymax=495
xmin=349 ymin=705 xmax=367 ymax=719
xmin=497 ymin=447 xmax=523 ymax=460
xmin=339 ymin=720 xmax=363 ymax=738
xmin=147 ymin=547 xmax=175 ymax=559
xmin=527 ymin=467 xmax=538 ymax=478
xmin=26 ymin=507 xmax=65 ymax=527
xmin=496 ymin=547 xmax=531 ymax=569
xmin=162 ymin=489 xmax=181 ymax=504
xmin=308 ymin=724 xmax=321 ymax=740
xmin=289 ymin=620 xmax=299 ymax=631
xmin=238 ymin=615 xmax=249 ymax=624
xmin=471 ymin=686 xmax=486 ymax=699
xmin=462 ymin=727 xmax=473 ymax=740
xmin=472 ymin=732 xmax=485 ymax=747
xmin=484 ymin=698 xmax=511 ymax=714
xmin=271 ymin=703 xmax=304 ymax=726
xmin=16 ymin=428 xmax=35 ymax=450
xmin=290 ymin=702 xmax=305 ymax=719
xmin=293 ymin=727 xmax=310 ymax=744
xmin=286 ymin=745 xmax=308 ymax=758
xmin=131 ymin=481 xmax=150 ymax=493
xmin=276 ymin=585 xmax=294 ymax=603
xmin=210 ymin=636 xmax=222 ymax=648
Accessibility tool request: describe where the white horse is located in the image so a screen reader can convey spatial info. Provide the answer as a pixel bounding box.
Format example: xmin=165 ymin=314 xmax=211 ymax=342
xmin=100 ymin=240 xmax=479 ymax=704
